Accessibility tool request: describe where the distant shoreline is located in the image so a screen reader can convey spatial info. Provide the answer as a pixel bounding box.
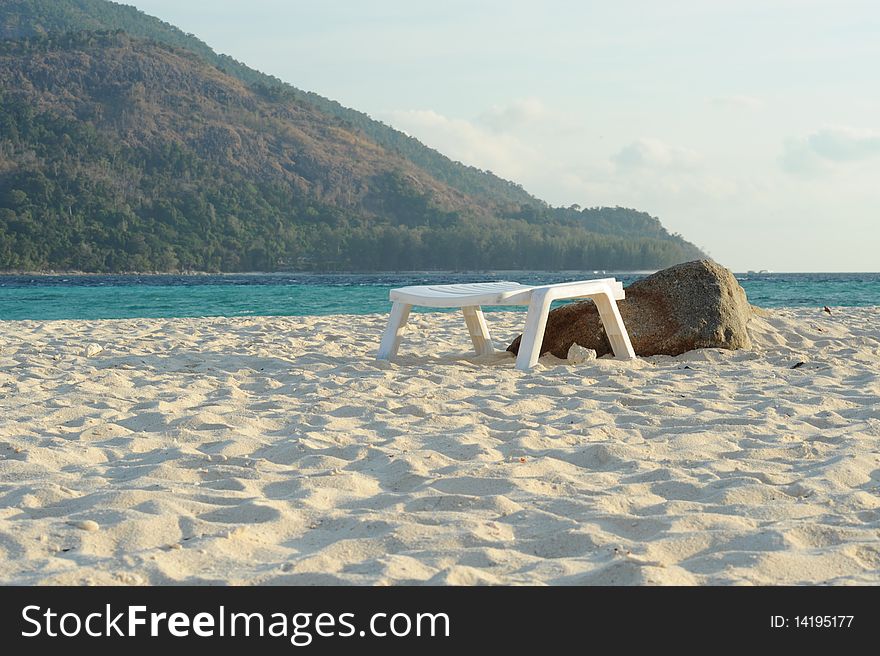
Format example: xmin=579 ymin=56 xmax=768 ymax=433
xmin=1 ymin=269 xmax=877 ymax=276
xmin=0 ymin=269 xmax=662 ymax=276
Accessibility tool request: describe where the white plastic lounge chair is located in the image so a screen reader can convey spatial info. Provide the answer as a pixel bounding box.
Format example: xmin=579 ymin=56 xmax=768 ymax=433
xmin=376 ymin=278 xmax=636 ymax=370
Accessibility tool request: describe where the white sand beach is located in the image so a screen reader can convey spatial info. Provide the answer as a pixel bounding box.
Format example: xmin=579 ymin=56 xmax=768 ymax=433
xmin=0 ymin=307 xmax=878 ymax=585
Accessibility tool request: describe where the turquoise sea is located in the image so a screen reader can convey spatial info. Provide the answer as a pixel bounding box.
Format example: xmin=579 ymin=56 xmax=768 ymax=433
xmin=0 ymin=272 xmax=877 ymax=321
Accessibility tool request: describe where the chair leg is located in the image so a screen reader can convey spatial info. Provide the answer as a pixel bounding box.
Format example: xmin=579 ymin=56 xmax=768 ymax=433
xmin=515 ymin=290 xmax=552 ymax=371
xmin=462 ymin=305 xmax=494 ymax=356
xmin=376 ymin=302 xmax=412 ymax=361
xmin=593 ymin=293 xmax=636 ymax=359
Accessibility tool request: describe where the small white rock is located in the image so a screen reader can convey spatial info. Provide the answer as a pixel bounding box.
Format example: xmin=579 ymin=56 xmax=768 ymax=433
xmin=567 ymin=343 xmax=597 ymax=364
xmin=84 ymin=343 xmax=103 ymax=357
xmin=69 ymin=519 xmax=100 ymax=532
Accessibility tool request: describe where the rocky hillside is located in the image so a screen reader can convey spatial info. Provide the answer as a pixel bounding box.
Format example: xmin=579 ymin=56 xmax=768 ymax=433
xmin=0 ymin=1 xmax=705 ymax=272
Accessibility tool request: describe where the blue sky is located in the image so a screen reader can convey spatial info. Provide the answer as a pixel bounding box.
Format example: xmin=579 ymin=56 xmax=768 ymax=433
xmin=129 ymin=0 xmax=879 ymax=271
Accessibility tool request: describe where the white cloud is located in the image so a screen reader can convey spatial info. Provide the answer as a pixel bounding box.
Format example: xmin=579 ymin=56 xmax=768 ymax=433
xmin=808 ymin=127 xmax=880 ymax=161
xmin=781 ymin=127 xmax=880 ymax=176
xmin=476 ymin=97 xmax=549 ymax=133
xmin=381 ymin=108 xmax=540 ymax=180
xmin=379 ymin=110 xmax=727 ymax=220
xmin=709 ymin=94 xmax=764 ymax=111
xmin=612 ymin=138 xmax=701 ymax=171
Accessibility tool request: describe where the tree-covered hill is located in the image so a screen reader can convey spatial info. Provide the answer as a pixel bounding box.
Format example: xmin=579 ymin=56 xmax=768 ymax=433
xmin=0 ymin=0 xmax=539 ymax=208
xmin=0 ymin=1 xmax=705 ymax=272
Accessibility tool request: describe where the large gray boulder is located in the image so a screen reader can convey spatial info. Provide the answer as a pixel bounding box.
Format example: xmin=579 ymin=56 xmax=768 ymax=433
xmin=507 ymin=259 xmax=753 ymax=358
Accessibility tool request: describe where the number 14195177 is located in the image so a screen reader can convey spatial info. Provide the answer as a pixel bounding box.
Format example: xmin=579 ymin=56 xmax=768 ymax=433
xmin=795 ymin=616 xmax=854 ymax=628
